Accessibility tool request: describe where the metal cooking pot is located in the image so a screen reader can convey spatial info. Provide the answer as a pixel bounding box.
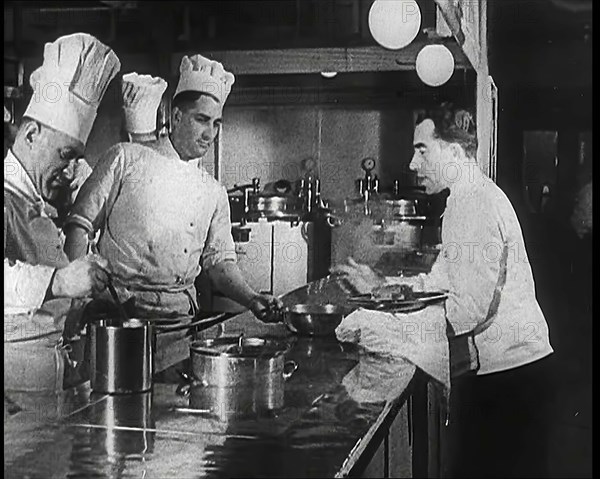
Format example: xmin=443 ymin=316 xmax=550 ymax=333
xmin=88 ymin=318 xmax=153 ymax=394
xmin=177 ymin=336 xmax=297 ymax=419
xmin=247 ymin=193 xmax=303 ymax=219
xmin=379 ymin=216 xmax=426 ymax=251
xmin=283 ymin=304 xmax=348 ymax=337
xmin=381 ymin=198 xmax=418 ymax=216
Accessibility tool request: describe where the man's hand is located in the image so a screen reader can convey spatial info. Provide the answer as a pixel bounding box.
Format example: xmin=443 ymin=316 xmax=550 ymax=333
xmin=248 ymin=293 xmax=284 ymax=323
xmin=65 ymin=158 xmax=93 ymax=202
xmin=330 ymin=257 xmax=385 ymax=295
xmin=51 ymin=255 xmax=109 ymax=299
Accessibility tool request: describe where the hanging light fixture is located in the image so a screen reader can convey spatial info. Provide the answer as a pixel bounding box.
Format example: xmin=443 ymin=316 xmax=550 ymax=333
xmin=368 ymin=0 xmax=422 ymax=50
xmin=415 ymin=44 xmax=455 ymax=87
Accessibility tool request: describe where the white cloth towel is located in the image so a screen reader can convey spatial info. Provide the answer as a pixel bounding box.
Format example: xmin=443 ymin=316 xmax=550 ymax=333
xmin=336 ymin=304 xmax=450 ymax=390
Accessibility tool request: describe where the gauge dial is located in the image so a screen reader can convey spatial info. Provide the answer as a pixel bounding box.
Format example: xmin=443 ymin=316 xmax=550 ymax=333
xmin=361 ymin=157 xmax=376 ymax=172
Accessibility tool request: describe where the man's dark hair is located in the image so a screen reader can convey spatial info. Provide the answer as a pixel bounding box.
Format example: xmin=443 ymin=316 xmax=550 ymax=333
xmin=415 ymin=102 xmax=478 ymax=159
xmin=171 ymin=90 xmax=220 ymax=112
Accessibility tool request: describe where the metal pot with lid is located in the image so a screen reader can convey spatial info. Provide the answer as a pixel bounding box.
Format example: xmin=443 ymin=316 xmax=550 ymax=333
xmin=177 ymin=336 xmax=298 ymax=419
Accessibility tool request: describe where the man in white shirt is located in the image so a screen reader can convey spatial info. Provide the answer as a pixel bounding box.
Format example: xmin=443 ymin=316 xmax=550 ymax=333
xmin=4 ymin=33 xmax=120 ymax=392
xmin=336 ymin=103 xmax=554 ymax=477
xmin=63 ymin=57 xmax=281 ymax=325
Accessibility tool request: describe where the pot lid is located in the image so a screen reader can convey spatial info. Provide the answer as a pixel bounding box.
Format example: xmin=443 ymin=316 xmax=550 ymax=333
xmin=191 ymin=336 xmax=290 ymax=358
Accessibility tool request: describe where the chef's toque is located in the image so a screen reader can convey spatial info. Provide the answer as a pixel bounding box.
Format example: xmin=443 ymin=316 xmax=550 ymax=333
xmin=24 ymin=33 xmax=121 ymax=145
xmin=174 ymin=54 xmax=235 ymax=105
xmin=121 ymin=73 xmax=168 ymax=134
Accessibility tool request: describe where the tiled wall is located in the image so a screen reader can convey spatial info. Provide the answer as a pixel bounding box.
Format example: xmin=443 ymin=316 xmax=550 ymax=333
xmin=218 ymin=104 xmax=417 ymax=198
xmin=216 ymin=104 xmax=419 ymax=268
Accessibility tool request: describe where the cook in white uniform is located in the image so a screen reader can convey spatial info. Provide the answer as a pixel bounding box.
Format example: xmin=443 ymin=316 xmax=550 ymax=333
xmin=4 ymin=33 xmax=120 ymax=393
xmin=335 ymin=104 xmax=554 ymax=477
xmin=64 ymin=56 xmax=282 ymax=324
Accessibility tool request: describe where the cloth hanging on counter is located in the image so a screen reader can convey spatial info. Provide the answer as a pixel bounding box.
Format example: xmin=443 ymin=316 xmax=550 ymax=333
xmin=335 ymin=304 xmax=450 ymax=390
xmin=341 ymin=352 xmax=417 ymax=404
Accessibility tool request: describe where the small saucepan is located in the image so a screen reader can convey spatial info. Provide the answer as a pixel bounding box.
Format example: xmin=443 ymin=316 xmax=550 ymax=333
xmin=282 ymin=304 xmax=349 ymax=337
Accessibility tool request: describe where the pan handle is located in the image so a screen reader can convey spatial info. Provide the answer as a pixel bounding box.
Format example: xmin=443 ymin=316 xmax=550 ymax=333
xmin=175 ymin=370 xmax=205 ymax=397
xmin=156 ymin=313 xmax=230 ymax=335
xmin=283 ymin=360 xmax=298 ymax=381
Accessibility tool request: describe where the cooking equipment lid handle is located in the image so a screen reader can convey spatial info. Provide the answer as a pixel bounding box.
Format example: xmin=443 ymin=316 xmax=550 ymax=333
xmin=283 ymin=360 xmax=298 ymax=380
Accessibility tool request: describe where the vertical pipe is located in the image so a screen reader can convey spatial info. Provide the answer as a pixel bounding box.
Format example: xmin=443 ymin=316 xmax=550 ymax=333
xmin=215 ymin=123 xmax=223 ymax=181
xmin=316 ymin=108 xmax=322 ymax=179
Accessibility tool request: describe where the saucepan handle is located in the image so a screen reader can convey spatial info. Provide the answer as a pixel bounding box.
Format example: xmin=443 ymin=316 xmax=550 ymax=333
xmin=175 ymin=370 xmax=202 ymax=397
xmin=283 ymin=360 xmax=299 ymax=381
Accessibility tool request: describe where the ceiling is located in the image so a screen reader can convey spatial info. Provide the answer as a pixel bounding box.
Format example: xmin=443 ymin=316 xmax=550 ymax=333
xmin=4 ymin=0 xmax=593 ymax=89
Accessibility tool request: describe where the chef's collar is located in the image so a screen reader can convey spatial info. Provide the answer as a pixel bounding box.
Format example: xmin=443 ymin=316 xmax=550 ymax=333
xmin=446 ymin=160 xmax=485 ymax=200
xmin=4 ymin=149 xmax=46 ymax=212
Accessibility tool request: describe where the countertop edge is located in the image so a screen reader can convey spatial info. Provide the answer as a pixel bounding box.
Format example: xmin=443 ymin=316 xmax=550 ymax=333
xmin=334 ymin=367 xmax=418 ymax=478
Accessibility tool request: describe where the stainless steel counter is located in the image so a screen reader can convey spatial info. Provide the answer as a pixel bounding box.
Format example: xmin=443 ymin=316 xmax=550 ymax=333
xmin=5 ymin=277 xmax=437 ymax=478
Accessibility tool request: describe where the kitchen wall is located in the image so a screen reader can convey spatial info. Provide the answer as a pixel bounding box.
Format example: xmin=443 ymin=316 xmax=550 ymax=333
xmin=214 ymin=103 xmax=420 ymax=269
xmin=218 ymin=104 xmax=416 ymax=199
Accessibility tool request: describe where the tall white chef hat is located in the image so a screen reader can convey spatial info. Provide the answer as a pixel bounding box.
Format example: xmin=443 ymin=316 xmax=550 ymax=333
xmin=24 ymin=33 xmax=121 ymax=145
xmin=174 ymin=54 xmax=235 ymax=105
xmin=121 ymin=73 xmax=168 ymax=134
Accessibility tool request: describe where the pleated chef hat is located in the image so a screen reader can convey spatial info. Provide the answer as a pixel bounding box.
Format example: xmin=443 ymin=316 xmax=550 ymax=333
xmin=121 ymin=73 xmax=168 ymax=134
xmin=24 ymin=33 xmax=121 ymax=145
xmin=174 ymin=54 xmax=235 ymax=105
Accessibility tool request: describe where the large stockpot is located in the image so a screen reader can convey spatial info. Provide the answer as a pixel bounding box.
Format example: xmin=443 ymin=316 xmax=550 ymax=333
xmin=88 ymin=318 xmax=153 ymax=394
xmin=177 ymin=336 xmax=297 ymax=420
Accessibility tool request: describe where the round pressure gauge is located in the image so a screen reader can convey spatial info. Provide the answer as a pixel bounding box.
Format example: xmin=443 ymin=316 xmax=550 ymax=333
xmin=361 ymin=157 xmax=376 ymax=172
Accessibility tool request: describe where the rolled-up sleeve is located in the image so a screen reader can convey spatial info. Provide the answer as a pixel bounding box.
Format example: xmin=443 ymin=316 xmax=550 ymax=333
xmin=65 ymin=144 xmax=126 ymax=235
xmin=4 ymin=204 xmax=55 ymax=311
xmin=4 ymin=259 xmax=55 ymax=311
xmin=201 ymin=186 xmax=237 ymax=270
xmin=435 ymin=195 xmax=502 ymax=336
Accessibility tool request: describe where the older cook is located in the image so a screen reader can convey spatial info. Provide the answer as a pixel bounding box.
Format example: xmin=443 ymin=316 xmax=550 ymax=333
xmin=4 ymin=33 xmax=120 ymax=392
xmin=64 ymin=56 xmax=281 ymax=324
xmin=336 ymin=104 xmax=554 ymax=478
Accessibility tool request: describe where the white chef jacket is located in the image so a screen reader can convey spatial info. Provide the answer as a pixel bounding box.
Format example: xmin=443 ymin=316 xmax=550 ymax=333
xmin=4 ymin=151 xmax=69 ymax=393
xmin=66 ymin=138 xmax=236 ymax=317
xmin=422 ymin=168 xmax=553 ymax=375
xmin=4 ymin=151 xmax=57 ymax=312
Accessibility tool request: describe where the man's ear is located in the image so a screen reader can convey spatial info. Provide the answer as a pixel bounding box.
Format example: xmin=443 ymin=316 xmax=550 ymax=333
xmin=23 ymin=120 xmax=42 ymax=147
xmin=171 ymin=106 xmax=182 ymax=126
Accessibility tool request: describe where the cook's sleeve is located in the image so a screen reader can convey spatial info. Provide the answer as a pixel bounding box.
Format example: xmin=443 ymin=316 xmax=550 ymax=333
xmin=4 ymin=259 xmax=55 ymax=311
xmin=421 ymin=252 xmax=449 ymax=292
xmin=65 ymin=144 xmax=127 ymax=235
xmin=4 ymin=206 xmax=55 ymax=311
xmin=201 ymin=186 xmax=237 ymax=270
xmin=435 ymin=195 xmax=503 ymax=336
